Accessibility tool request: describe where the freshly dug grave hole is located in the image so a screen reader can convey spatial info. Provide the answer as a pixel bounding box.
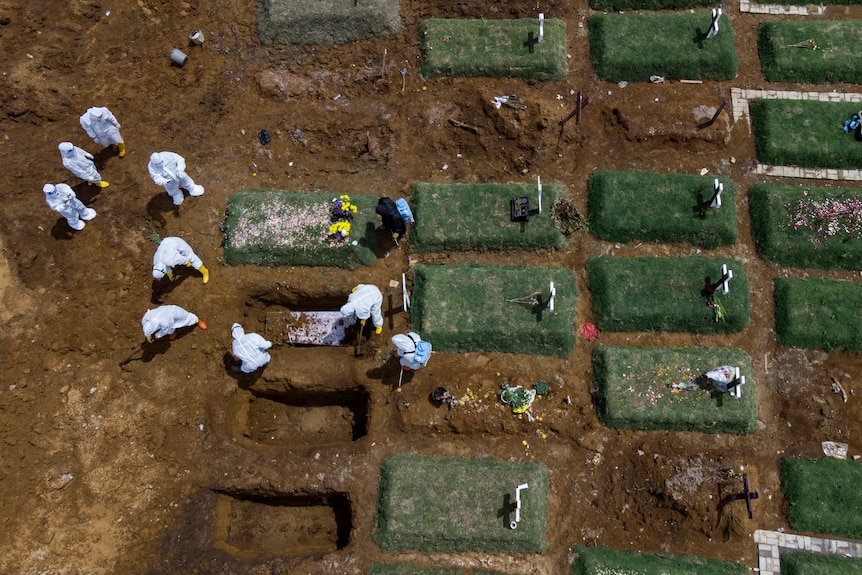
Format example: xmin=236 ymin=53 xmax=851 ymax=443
xmin=243 ymin=388 xmax=369 ymax=446
xmin=214 ymin=491 xmax=351 ymax=558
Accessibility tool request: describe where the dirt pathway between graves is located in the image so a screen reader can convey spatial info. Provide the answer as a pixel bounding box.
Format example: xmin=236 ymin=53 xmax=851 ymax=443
xmin=1 ymin=0 xmax=862 ymax=573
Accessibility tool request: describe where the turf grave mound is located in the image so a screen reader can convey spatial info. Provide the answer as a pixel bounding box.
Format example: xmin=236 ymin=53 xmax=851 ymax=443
xmin=587 ymin=256 xmax=749 ymax=334
xmin=587 ymin=171 xmax=737 ymax=249
xmin=782 ymin=457 xmax=862 ymax=540
xmin=750 ymin=99 xmax=862 ymax=170
xmin=410 ymin=264 xmax=577 ymax=357
xmin=592 ymin=345 xmax=757 ymax=434
xmin=589 ymin=0 xmax=715 ymax=9
xmin=748 ymin=183 xmax=862 ymax=271
xmin=589 ymin=12 xmax=738 ymax=83
xmin=373 ymin=455 xmax=548 ymax=554
xmin=419 ymin=18 xmax=567 ymax=81
xmin=223 ymin=190 xmax=381 ymax=268
xmin=774 ymin=277 xmax=862 ymax=352
xmin=570 ymin=544 xmax=750 ymax=575
xmin=782 ymin=552 xmax=862 ymax=575
xmin=758 ymin=21 xmax=862 ymax=84
xmin=411 ymin=182 xmax=567 ymax=253
xmin=257 ymin=0 xmax=402 ymax=45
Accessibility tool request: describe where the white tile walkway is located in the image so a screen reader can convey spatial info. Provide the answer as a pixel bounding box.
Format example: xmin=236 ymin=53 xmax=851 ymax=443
xmin=730 ymin=88 xmax=862 ymax=181
xmin=739 ymin=0 xmax=825 ymax=15
xmin=754 ymin=529 xmax=862 ymax=574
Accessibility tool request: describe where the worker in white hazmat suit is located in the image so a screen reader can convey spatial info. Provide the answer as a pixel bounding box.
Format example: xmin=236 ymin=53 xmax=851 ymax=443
xmin=340 ymin=284 xmax=384 ymax=334
xmin=43 ymin=183 xmax=97 ymax=231
xmin=152 ymin=236 xmax=209 ymax=284
xmin=147 ymin=151 xmax=204 ymax=206
xmin=391 ymin=332 xmax=432 ymax=371
xmin=79 ymin=106 xmax=125 ymax=157
xmin=230 ymin=323 xmax=272 ymax=373
xmin=141 ymin=305 xmax=207 ymax=343
xmin=59 ymin=142 xmax=109 ymax=187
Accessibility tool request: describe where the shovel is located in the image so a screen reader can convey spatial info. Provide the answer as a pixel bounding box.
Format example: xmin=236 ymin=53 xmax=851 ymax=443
xmin=353 ymin=322 xmax=366 ymax=357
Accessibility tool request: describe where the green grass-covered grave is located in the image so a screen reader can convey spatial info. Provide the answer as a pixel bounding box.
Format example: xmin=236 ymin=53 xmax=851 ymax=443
xmin=411 ymin=265 xmax=577 ymax=357
xmin=774 ymin=277 xmax=862 ymax=352
xmin=749 ymin=183 xmax=862 ymax=271
xmin=419 ymin=18 xmax=567 ymax=81
xmin=588 ymin=0 xmax=715 ymax=10
xmin=587 ymin=171 xmax=738 ymax=249
xmin=782 ymin=552 xmax=862 ymax=575
xmin=411 ymin=182 xmax=567 ymax=253
xmin=592 ymin=345 xmax=757 ymax=434
xmin=587 ymin=256 xmax=749 ymax=334
xmin=570 ymin=545 xmax=750 ymax=575
xmin=373 ymin=455 xmax=548 ymax=554
xmin=223 ymin=190 xmax=382 ymax=268
xmin=750 ymin=99 xmax=862 ymax=170
xmin=589 ymin=12 xmax=738 ymax=82
xmin=782 ymin=457 xmax=862 ymax=539
xmin=257 ymin=0 xmax=401 ymax=45
xmin=368 ymin=565 xmax=510 ymax=575
xmin=758 ymin=21 xmax=862 ymax=84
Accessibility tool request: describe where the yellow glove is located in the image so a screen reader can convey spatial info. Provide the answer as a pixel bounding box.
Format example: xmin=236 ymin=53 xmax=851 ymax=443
xmin=360 ymin=319 xmax=366 ymax=326
xmin=167 ymin=272 xmax=175 ymax=282
xmin=185 ymin=261 xmax=192 ymax=267
xmin=146 ymin=335 xmax=154 ymax=343
xmin=351 ymin=286 xmax=357 ymax=292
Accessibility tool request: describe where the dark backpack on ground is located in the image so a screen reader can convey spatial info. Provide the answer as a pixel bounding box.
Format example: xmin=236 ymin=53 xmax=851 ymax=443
xmin=376 ymin=197 xmax=406 ymax=236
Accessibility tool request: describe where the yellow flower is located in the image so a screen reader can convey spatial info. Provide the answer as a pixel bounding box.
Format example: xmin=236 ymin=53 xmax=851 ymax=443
xmin=350 ymin=205 xmax=358 ymax=213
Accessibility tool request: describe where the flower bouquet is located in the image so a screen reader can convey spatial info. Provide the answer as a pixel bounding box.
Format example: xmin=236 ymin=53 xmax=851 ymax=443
xmin=330 ymin=194 xmax=358 ymax=241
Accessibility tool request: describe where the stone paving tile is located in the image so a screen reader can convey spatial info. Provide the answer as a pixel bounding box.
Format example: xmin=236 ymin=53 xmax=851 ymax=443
xmin=739 ymin=0 xmax=824 ymax=14
xmin=754 ymin=530 xmax=862 ymax=574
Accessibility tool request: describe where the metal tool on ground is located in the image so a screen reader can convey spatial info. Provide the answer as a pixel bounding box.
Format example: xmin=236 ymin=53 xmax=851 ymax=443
xmin=559 ymin=91 xmax=590 ymax=127
xmin=396 ymin=367 xmax=404 ymax=392
xmin=729 ymin=473 xmax=758 ymax=519
xmin=697 ymin=98 xmax=727 ymax=130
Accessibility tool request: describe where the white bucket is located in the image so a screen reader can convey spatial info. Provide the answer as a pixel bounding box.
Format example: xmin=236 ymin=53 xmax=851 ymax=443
xmin=170 ymin=48 xmax=188 ymax=66
xmin=189 ymin=29 xmax=204 ymax=46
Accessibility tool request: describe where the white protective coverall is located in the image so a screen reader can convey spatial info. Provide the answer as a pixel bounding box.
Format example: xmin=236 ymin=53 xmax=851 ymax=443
xmin=43 ymin=183 xmax=96 ymax=231
xmin=141 ymin=305 xmax=199 ymax=340
xmin=79 ymin=107 xmax=123 ymax=147
xmin=148 ymin=151 xmax=204 ymax=206
xmin=231 ymin=323 xmax=272 ymax=373
xmin=391 ymin=332 xmax=431 ymax=370
xmin=340 ymin=284 xmax=384 ymax=329
xmin=59 ymin=142 xmax=102 ymax=184
xmin=152 ymin=236 xmax=203 ymax=279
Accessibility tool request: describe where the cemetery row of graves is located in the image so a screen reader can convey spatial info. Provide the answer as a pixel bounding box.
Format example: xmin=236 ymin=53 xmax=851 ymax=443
xmin=224 ymin=3 xmax=862 ymax=573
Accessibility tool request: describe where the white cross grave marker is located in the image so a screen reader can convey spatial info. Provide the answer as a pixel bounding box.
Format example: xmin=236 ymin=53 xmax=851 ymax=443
xmin=538 ymin=176 xmax=543 ymax=214
xmin=713 ymin=263 xmax=733 ymax=295
xmin=548 ymin=281 xmax=556 ymax=312
xmin=710 ymin=178 xmax=723 ymax=208
xmin=538 ymin=13 xmax=544 ymax=43
xmin=706 ymin=8 xmax=721 ymax=39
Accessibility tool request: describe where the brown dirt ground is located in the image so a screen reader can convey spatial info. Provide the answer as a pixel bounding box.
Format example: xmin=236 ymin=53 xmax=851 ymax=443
xmin=2 ymin=0 xmax=862 ymax=573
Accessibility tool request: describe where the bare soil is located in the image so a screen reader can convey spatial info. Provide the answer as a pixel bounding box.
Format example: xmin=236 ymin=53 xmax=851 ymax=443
xmin=2 ymin=1 xmax=862 ymax=573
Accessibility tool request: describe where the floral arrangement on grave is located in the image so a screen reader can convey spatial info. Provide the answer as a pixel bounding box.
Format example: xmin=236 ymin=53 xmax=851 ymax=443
xmin=787 ymin=191 xmax=862 ymax=246
xmin=533 ymin=380 xmax=549 ymax=397
xmin=329 ymin=194 xmax=358 ymax=241
xmin=550 ymin=198 xmax=584 ymax=236
xmin=500 ymin=383 xmax=537 ymax=414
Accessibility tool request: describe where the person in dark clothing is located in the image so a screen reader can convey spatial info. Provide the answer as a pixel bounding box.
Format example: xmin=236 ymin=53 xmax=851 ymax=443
xmin=376 ymin=197 xmax=406 ymax=239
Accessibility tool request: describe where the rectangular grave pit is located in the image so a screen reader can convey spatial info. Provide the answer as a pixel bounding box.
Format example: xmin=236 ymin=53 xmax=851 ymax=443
xmin=244 ymin=388 xmax=369 ymax=447
xmin=215 ymin=491 xmax=351 ymax=558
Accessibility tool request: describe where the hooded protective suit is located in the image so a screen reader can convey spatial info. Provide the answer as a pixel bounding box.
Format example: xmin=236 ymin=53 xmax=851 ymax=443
xmin=43 ymin=183 xmax=96 ymax=231
xmin=340 ymin=284 xmax=383 ymax=329
xmin=376 ymin=197 xmax=406 ymax=237
xmin=59 ymin=142 xmax=102 ymax=184
xmin=391 ymin=332 xmax=432 ymax=370
xmin=79 ymin=107 xmax=123 ymax=147
xmin=231 ymin=323 xmax=272 ymax=373
xmin=152 ymin=236 xmax=203 ymax=279
xmin=141 ymin=305 xmax=199 ymax=340
xmin=148 ymin=151 xmax=204 ymax=206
